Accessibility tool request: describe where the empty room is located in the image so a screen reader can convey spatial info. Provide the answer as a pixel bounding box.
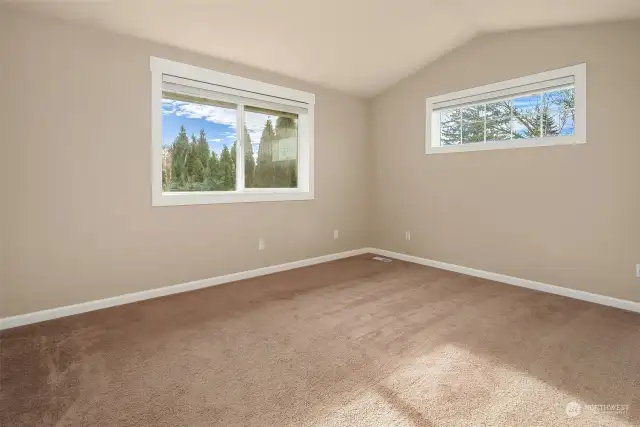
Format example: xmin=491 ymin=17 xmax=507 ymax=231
xmin=1 ymin=1 xmax=639 ymax=426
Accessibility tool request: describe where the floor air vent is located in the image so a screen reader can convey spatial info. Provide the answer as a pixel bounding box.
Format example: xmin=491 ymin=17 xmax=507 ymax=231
xmin=372 ymin=256 xmax=393 ymax=263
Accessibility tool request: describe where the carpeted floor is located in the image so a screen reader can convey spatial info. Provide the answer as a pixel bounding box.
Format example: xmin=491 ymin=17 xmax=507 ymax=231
xmin=1 ymin=254 xmax=639 ymax=426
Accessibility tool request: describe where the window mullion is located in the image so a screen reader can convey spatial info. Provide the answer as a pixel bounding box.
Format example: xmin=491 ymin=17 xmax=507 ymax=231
xmin=236 ymin=104 xmax=245 ymax=192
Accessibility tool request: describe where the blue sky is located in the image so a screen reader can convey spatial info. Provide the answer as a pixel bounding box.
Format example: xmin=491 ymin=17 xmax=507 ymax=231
xmin=162 ymin=98 xmax=270 ymax=156
xmin=162 ymin=111 xmax=235 ymax=155
xmin=512 ymin=93 xmax=574 ymax=135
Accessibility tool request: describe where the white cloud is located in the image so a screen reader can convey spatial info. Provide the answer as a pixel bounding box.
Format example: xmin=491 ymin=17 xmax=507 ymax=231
xmin=164 ymin=99 xmax=288 ymax=147
xmin=209 ymin=138 xmax=222 ymax=142
xmin=165 ymin=100 xmax=237 ymax=127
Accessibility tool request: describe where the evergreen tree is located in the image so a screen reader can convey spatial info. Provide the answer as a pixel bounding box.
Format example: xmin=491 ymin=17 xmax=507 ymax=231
xmin=243 ymin=126 xmax=255 ymax=188
xmin=288 ymin=162 xmax=297 ymax=188
xmin=184 ymin=134 xmax=198 ymax=182
xmin=192 ymin=158 xmax=205 ymax=182
xmin=195 ymin=129 xmax=210 ymax=167
xmin=275 ymin=117 xmax=296 ymax=135
xmin=230 ymin=142 xmax=237 ymax=170
xmin=208 ymin=151 xmax=220 ymax=190
xmin=440 ymin=109 xmax=462 ymax=145
xmin=274 ymin=117 xmax=297 ymax=188
xmin=218 ymin=145 xmax=235 ymax=190
xmin=170 ymin=125 xmax=190 ymax=188
xmin=254 ymin=119 xmax=275 ymax=187
xmin=485 ymin=101 xmax=511 ymax=141
xmin=461 ymin=106 xmax=485 ymax=143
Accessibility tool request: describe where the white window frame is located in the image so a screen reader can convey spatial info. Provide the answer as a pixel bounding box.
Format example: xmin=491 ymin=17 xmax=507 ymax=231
xmin=150 ymin=57 xmax=315 ymax=206
xmin=425 ymin=63 xmax=586 ymax=154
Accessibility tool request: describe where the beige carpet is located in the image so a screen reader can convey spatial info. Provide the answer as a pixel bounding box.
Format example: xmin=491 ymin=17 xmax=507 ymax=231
xmin=1 ymin=254 xmax=639 ymax=426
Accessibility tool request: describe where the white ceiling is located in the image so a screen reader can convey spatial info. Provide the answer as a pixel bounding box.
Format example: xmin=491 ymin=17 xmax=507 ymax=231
xmin=9 ymin=0 xmax=640 ymax=97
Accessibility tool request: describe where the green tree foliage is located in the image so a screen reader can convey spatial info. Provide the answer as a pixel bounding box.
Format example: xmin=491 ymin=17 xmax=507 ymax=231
xmin=218 ymin=145 xmax=235 ymax=190
xmin=440 ymin=109 xmax=461 ymax=145
xmin=185 ymin=134 xmax=199 ymax=180
xmin=274 ymin=117 xmax=297 ymax=187
xmin=163 ymin=116 xmax=300 ymax=192
xmin=461 ymin=105 xmax=484 ymax=143
xmin=192 ymin=158 xmax=205 ymax=182
xmin=485 ymin=102 xmax=511 ymax=141
xmin=254 ymin=119 xmax=276 ymax=187
xmin=170 ymin=125 xmax=190 ymax=187
xmin=195 ymin=129 xmax=210 ymax=169
xmin=243 ymin=126 xmax=255 ymax=188
xmin=275 ymin=117 xmax=296 ymax=133
xmin=248 ymin=117 xmax=298 ymax=188
xmin=230 ymin=142 xmax=237 ymax=171
xmin=208 ymin=151 xmax=220 ymax=189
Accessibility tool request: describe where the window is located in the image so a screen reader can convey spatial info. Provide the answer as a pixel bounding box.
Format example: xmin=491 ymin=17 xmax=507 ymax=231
xmin=426 ymin=64 xmax=586 ymax=154
xmin=151 ymin=57 xmax=314 ymax=206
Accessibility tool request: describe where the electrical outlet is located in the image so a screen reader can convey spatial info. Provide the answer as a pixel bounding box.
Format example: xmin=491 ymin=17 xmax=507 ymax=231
xmin=405 ymin=231 xmax=411 ymax=241
xmin=636 ymin=264 xmax=640 ymax=278
xmin=258 ymin=238 xmax=265 ymax=251
xmin=333 ymin=229 xmax=339 ymax=240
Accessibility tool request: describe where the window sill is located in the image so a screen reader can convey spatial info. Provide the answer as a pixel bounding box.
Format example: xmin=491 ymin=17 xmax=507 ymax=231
xmin=425 ymin=136 xmax=586 ymax=155
xmin=152 ymin=189 xmax=313 ymax=207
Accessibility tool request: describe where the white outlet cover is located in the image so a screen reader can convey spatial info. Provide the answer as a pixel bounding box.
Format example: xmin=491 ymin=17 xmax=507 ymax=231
xmin=334 ymin=230 xmax=339 ymax=239
xmin=258 ymin=239 xmax=265 ymax=250
xmin=636 ymin=264 xmax=640 ymax=278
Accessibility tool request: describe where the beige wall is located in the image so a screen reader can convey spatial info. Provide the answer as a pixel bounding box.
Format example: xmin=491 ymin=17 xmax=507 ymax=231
xmin=3 ymin=8 xmax=639 ymax=318
xmin=372 ymin=21 xmax=640 ymax=302
xmin=1 ymin=8 xmax=372 ymax=317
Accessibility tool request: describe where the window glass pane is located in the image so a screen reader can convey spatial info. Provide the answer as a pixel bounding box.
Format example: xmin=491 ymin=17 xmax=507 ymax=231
xmin=461 ymin=105 xmax=484 ymax=122
xmin=245 ymin=107 xmax=298 ymax=188
xmin=162 ymin=92 xmax=237 ymax=192
xmin=485 ymin=100 xmax=510 ymax=120
xmin=543 ymin=88 xmax=574 ymax=111
xmin=440 ymin=109 xmax=461 ymax=145
xmin=461 ymin=105 xmax=484 ymax=144
xmin=429 ymin=77 xmax=578 ymax=152
xmin=544 ymin=109 xmax=575 ymax=137
xmin=484 ymin=100 xmax=510 ymax=142
xmin=543 ymin=88 xmax=575 ymax=137
xmin=560 ymin=115 xmax=575 ymax=135
xmin=511 ymin=94 xmax=541 ymax=139
xmin=485 ymin=119 xmax=511 ymax=142
xmin=461 ymin=121 xmax=484 ymax=144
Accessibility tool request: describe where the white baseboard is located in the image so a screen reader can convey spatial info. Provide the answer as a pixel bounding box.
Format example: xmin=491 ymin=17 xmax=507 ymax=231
xmin=367 ymin=248 xmax=640 ymax=314
xmin=0 ymin=248 xmax=369 ymax=331
xmin=3 ymin=247 xmax=637 ymax=331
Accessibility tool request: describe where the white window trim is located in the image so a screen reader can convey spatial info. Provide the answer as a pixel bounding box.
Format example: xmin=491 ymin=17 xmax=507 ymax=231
xmin=425 ymin=63 xmax=587 ymax=154
xmin=150 ymin=57 xmax=315 ymax=206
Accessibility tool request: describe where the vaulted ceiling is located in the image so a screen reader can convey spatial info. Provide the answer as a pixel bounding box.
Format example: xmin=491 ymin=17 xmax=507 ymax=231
xmin=9 ymin=0 xmax=640 ymax=96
